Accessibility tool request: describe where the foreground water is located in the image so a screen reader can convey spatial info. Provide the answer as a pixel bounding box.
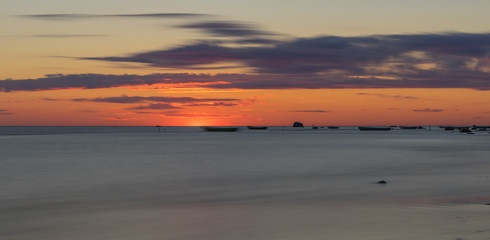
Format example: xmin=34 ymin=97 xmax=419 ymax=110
xmin=1 ymin=127 xmax=489 ymax=240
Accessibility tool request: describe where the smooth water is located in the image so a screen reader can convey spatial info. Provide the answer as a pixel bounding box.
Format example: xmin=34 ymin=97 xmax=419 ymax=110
xmin=1 ymin=127 xmax=489 ymax=240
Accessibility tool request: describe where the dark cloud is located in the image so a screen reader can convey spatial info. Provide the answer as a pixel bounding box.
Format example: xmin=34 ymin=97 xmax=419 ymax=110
xmin=3 ymin=33 xmax=490 ymax=91
xmin=78 ymin=32 xmax=490 ymax=90
xmin=233 ymin=38 xmax=281 ymax=45
xmin=71 ymin=94 xmax=239 ymax=103
xmin=20 ymin=13 xmax=209 ymax=21
xmin=42 ymin=98 xmax=61 ymax=101
xmin=80 ymin=43 xmax=240 ymax=69
xmin=183 ymin=102 xmax=238 ymax=107
xmin=0 ymin=109 xmax=13 ymax=115
xmin=287 ymin=110 xmax=330 ymax=113
xmin=356 ymin=93 xmax=419 ymax=99
xmin=413 ymin=108 xmax=444 ymax=112
xmin=0 ymin=73 xmax=237 ymax=92
xmin=0 ymin=73 xmax=163 ymax=92
xmin=128 ymin=103 xmax=181 ymax=110
xmin=178 ymin=21 xmax=272 ymax=37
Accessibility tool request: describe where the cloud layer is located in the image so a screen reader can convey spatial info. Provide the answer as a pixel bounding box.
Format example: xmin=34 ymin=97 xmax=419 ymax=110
xmin=356 ymin=93 xmax=419 ymax=100
xmin=70 ymin=95 xmax=239 ymax=104
xmin=0 ymin=73 xmax=236 ymax=92
xmin=178 ymin=21 xmax=273 ymax=37
xmin=81 ymin=32 xmax=490 ymax=90
xmin=71 ymin=94 xmax=241 ymax=110
xmin=2 ymin=32 xmax=490 ymax=91
xmin=0 ymin=109 xmax=13 ymax=115
xmin=286 ymin=110 xmax=330 ymax=113
xmin=413 ymin=108 xmax=444 ymax=112
xmin=20 ymin=13 xmax=209 ymax=20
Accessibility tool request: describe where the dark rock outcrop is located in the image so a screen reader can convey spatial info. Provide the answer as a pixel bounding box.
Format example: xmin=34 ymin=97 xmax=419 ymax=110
xmin=293 ymin=122 xmax=304 ymax=128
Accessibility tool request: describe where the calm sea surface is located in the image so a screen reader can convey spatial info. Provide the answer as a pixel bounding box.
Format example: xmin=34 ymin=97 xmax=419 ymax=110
xmin=1 ymin=127 xmax=489 ymax=240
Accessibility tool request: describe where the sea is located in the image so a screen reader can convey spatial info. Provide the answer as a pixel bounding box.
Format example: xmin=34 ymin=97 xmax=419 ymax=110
xmin=1 ymin=126 xmax=489 ymax=240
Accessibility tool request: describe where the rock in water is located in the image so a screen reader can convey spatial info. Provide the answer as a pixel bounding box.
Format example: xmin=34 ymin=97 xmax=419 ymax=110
xmin=377 ymin=180 xmax=387 ymax=184
xmin=293 ymin=122 xmax=304 ymax=127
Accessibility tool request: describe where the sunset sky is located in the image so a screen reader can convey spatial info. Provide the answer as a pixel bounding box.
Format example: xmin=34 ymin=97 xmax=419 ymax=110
xmin=1 ymin=0 xmax=490 ymax=126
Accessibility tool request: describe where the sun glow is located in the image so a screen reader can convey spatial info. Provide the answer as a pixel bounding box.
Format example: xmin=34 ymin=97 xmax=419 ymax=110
xmin=178 ymin=117 xmax=229 ymax=126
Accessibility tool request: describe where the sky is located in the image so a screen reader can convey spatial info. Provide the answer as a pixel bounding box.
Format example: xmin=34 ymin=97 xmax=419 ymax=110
xmin=1 ymin=0 xmax=490 ymax=126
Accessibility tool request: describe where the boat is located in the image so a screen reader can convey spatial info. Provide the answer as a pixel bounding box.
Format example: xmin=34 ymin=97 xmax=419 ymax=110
xmin=327 ymin=126 xmax=339 ymax=129
xmin=358 ymin=126 xmax=391 ymax=131
xmin=440 ymin=126 xmax=470 ymax=130
xmin=472 ymin=125 xmax=489 ymax=131
xmin=399 ymin=126 xmax=418 ymax=129
xmin=247 ymin=126 xmax=268 ymax=130
xmin=202 ymin=127 xmax=239 ymax=132
xmin=459 ymin=128 xmax=472 ymax=133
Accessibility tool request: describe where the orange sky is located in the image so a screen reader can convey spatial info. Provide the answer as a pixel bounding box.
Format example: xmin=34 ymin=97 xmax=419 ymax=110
xmin=1 ymin=1 xmax=490 ymax=126
xmin=2 ymin=87 xmax=489 ymax=126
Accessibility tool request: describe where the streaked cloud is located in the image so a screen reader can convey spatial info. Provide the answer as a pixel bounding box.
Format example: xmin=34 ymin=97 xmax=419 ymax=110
xmin=46 ymin=94 xmax=243 ymax=112
xmin=70 ymin=95 xmax=239 ymax=104
xmin=3 ymin=32 xmax=490 ymax=91
xmin=356 ymin=93 xmax=419 ymax=99
xmin=413 ymin=108 xmax=444 ymax=112
xmin=0 ymin=73 xmax=236 ymax=92
xmin=0 ymin=109 xmax=13 ymax=115
xmin=82 ymin=33 xmax=490 ymax=72
xmin=20 ymin=13 xmax=210 ymax=21
xmin=233 ymin=38 xmax=281 ymax=45
xmin=183 ymin=102 xmax=238 ymax=107
xmin=128 ymin=103 xmax=181 ymax=110
xmin=178 ymin=21 xmax=273 ymax=38
xmin=31 ymin=34 xmax=104 ymax=38
xmin=78 ymin=32 xmax=490 ymax=90
xmin=286 ymin=110 xmax=330 ymax=113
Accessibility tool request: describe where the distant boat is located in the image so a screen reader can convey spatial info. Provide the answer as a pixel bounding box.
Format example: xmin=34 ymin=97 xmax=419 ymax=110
xmin=399 ymin=126 xmax=418 ymax=129
xmin=358 ymin=126 xmax=391 ymax=131
xmin=327 ymin=126 xmax=339 ymax=129
xmin=247 ymin=126 xmax=268 ymax=130
xmin=440 ymin=126 xmax=470 ymax=130
xmin=459 ymin=128 xmax=472 ymax=133
xmin=202 ymin=127 xmax=239 ymax=132
xmin=473 ymin=125 xmax=490 ymax=128
xmin=472 ymin=125 xmax=489 ymax=131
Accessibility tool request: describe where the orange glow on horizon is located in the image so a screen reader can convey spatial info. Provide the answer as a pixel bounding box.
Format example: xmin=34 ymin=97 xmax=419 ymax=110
xmin=1 ymin=88 xmax=489 ymax=126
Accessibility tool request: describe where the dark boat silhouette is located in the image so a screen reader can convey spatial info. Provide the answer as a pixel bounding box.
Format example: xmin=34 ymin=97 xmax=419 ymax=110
xmin=472 ymin=125 xmax=489 ymax=131
xmin=358 ymin=126 xmax=391 ymax=131
xmin=399 ymin=126 xmax=418 ymax=129
xmin=202 ymin=127 xmax=239 ymax=132
xmin=247 ymin=126 xmax=268 ymax=130
xmin=440 ymin=126 xmax=470 ymax=130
